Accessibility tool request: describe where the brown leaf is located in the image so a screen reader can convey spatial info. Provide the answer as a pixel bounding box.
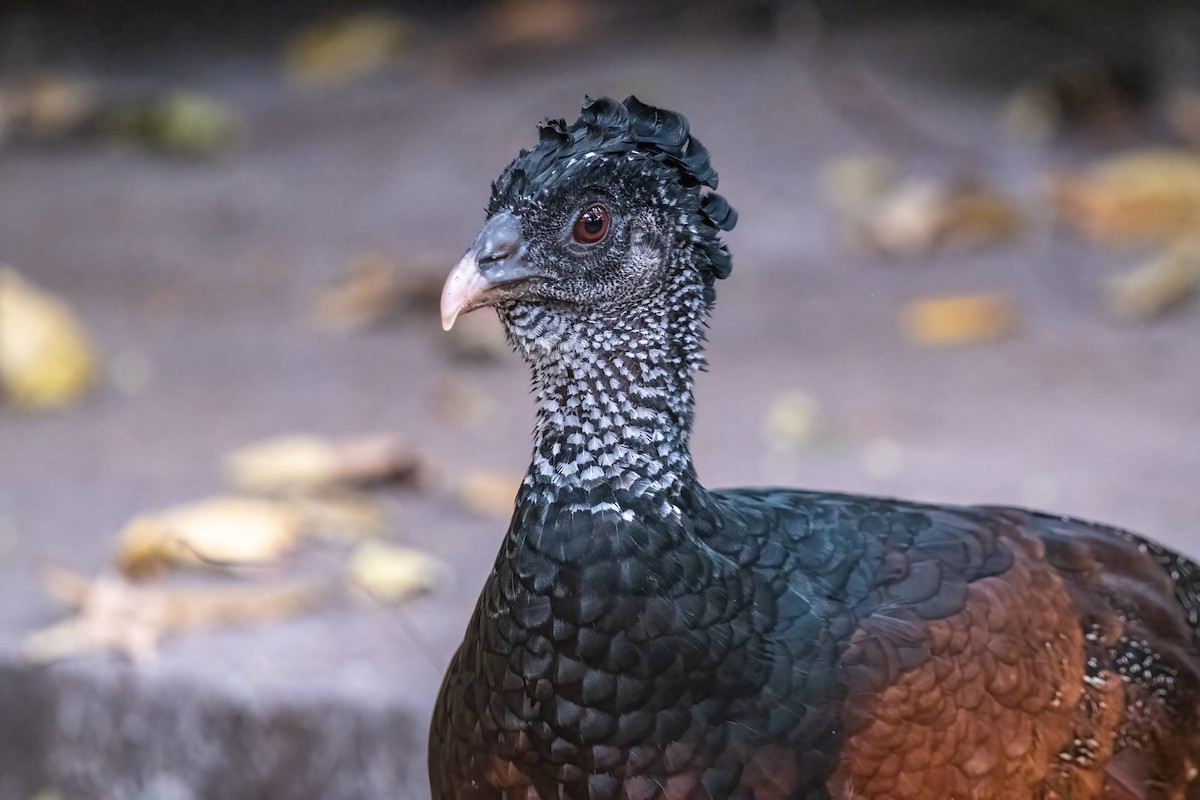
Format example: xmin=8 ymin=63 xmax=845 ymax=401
xmin=1050 ymin=150 xmax=1200 ymax=243
xmin=479 ymin=0 xmax=598 ymax=50
xmin=1003 ymin=61 xmax=1149 ymax=143
xmin=0 ymin=267 xmax=97 ymax=410
xmin=24 ymin=566 xmax=328 ymax=663
xmin=900 ymin=293 xmax=1018 ymax=348
xmin=1107 ymin=238 xmax=1200 ymax=320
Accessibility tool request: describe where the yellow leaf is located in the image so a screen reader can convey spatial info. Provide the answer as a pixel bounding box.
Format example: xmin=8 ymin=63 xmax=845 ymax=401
xmin=900 ymin=293 xmax=1018 ymax=348
xmin=348 ymin=541 xmax=448 ymax=601
xmin=223 ymin=432 xmax=420 ymax=493
xmin=1107 ymin=238 xmax=1200 ymax=320
xmin=818 ymin=154 xmax=896 ymax=214
xmin=115 ymin=497 xmax=303 ymax=578
xmin=108 ymin=92 xmax=241 ymax=157
xmin=1051 ymin=150 xmax=1200 ymax=243
xmin=225 ymin=436 xmax=341 ymax=492
xmin=0 ymin=268 xmax=97 ymax=409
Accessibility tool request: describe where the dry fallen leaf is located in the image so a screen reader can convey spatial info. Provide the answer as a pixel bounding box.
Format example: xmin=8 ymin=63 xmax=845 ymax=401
xmin=348 ymin=541 xmax=449 ymax=601
xmin=311 ymin=252 xmax=450 ymax=333
xmin=1107 ymin=238 xmax=1200 ymax=320
xmin=452 ymin=471 xmax=523 ymax=518
xmin=24 ymin=565 xmax=327 ymax=662
xmin=1003 ymin=60 xmax=1149 ymax=142
xmin=284 ymin=12 xmax=411 ymax=89
xmin=0 ymin=267 xmax=97 ymax=409
xmin=0 ymin=74 xmax=100 ymax=141
xmin=0 ymin=77 xmax=239 ymax=157
xmin=900 ymin=293 xmax=1018 ymax=348
xmin=865 ymin=180 xmax=1022 ymax=257
xmin=479 ymin=0 xmax=599 ymax=50
xmin=818 ymin=154 xmax=896 ymax=214
xmin=820 ymin=159 xmax=1022 ymax=257
xmin=288 ymin=492 xmax=387 ymax=543
xmin=1050 ymin=150 xmax=1200 ymax=243
xmin=223 ymin=432 xmax=420 ymax=493
xmin=116 ymin=497 xmax=304 ymax=579
xmin=311 ymin=252 xmax=405 ymax=333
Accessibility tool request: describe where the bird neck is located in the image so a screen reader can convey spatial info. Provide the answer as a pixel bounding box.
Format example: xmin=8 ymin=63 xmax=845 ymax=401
xmin=501 ymin=274 xmax=709 ymax=518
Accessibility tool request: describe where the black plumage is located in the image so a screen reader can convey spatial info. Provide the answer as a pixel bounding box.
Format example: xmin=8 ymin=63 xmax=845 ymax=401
xmin=430 ymin=96 xmax=1200 ymax=799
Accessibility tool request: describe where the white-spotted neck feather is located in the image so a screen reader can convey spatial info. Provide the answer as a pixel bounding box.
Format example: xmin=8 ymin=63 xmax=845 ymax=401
xmin=500 ymin=269 xmax=709 ymax=523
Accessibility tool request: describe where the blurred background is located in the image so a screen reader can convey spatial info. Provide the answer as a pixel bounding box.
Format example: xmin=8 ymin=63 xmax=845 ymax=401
xmin=2 ymin=1 xmax=1199 ymax=797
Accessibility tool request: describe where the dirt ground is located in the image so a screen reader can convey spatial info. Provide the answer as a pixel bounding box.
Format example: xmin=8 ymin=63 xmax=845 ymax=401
xmin=1 ymin=5 xmax=1198 ymax=798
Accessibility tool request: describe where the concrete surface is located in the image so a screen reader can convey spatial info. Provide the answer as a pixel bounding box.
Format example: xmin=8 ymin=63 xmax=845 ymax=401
xmin=0 ymin=7 xmax=1198 ymax=799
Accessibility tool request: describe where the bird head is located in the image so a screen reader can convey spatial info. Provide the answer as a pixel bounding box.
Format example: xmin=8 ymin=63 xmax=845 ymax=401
xmin=440 ymin=96 xmax=737 ymax=333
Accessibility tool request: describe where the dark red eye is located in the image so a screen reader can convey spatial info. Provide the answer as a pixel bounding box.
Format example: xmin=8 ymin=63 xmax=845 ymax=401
xmin=572 ymin=204 xmax=610 ymax=244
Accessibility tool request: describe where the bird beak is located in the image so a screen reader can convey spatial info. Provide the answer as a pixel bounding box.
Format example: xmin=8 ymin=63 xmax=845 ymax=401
xmin=440 ymin=212 xmax=539 ymax=331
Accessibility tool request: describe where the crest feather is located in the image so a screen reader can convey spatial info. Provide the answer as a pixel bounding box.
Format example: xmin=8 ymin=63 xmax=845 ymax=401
xmin=492 ymin=96 xmax=738 ymax=300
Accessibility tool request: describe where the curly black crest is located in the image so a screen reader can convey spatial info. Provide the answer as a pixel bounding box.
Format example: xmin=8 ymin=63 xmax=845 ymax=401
xmin=489 ymin=95 xmax=738 ymax=291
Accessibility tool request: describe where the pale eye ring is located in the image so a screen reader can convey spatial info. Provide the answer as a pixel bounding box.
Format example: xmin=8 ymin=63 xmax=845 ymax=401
xmin=572 ymin=204 xmax=610 ymax=244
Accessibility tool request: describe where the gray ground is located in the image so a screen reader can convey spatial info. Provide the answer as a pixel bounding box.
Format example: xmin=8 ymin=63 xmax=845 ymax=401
xmin=1 ymin=8 xmax=1198 ymax=799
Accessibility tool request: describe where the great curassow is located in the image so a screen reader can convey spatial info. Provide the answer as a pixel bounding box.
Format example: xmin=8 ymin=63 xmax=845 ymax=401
xmin=429 ymin=96 xmax=1200 ymax=799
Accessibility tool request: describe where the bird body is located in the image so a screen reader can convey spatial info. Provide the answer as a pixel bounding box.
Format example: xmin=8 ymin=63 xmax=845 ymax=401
xmin=430 ymin=96 xmax=1200 ymax=799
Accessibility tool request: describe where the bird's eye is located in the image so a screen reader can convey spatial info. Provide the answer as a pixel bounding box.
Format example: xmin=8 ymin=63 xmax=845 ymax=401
xmin=572 ymin=204 xmax=610 ymax=244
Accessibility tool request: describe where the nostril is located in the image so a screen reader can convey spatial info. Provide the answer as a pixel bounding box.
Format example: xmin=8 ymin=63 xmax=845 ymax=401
xmin=474 ymin=211 xmax=524 ymax=267
xmin=478 ymin=239 xmax=518 ymax=265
